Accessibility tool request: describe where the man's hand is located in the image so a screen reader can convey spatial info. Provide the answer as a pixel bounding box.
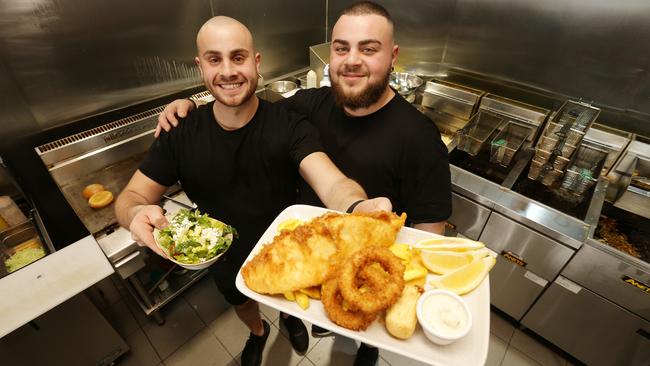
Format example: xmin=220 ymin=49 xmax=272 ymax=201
xmin=154 ymin=99 xmax=196 ymax=137
xmin=128 ymin=205 xmax=169 ymax=257
xmin=352 ymin=197 xmax=392 ymax=213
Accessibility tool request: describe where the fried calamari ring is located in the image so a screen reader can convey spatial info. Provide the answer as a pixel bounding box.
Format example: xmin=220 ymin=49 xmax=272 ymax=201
xmin=338 ymin=246 xmax=405 ymax=314
xmin=321 ymin=277 xmax=377 ymax=331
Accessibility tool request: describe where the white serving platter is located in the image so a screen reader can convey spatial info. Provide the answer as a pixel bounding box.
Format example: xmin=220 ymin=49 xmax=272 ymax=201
xmin=236 ymin=204 xmax=490 ymax=366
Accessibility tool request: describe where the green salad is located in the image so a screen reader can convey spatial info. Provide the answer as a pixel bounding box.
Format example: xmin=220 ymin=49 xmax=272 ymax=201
xmin=156 ymin=209 xmax=236 ymax=264
xmin=5 ymin=247 xmax=46 ymax=273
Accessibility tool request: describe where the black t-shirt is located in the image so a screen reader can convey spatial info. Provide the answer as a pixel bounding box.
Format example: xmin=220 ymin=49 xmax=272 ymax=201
xmin=139 ymin=99 xmax=323 ymax=262
xmin=280 ymin=87 xmax=452 ymax=224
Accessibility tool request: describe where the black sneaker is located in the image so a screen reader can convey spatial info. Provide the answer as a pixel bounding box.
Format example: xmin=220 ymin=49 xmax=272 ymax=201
xmin=279 ymin=315 xmax=309 ymax=354
xmin=354 ymin=343 xmax=379 ymax=366
xmin=241 ymin=320 xmax=270 ymax=366
xmin=311 ymin=324 xmax=333 ymax=337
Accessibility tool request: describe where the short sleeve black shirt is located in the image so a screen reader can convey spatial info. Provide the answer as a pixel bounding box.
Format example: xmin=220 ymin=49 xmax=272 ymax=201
xmin=281 ymin=87 xmax=452 ymax=224
xmin=139 ymin=99 xmax=323 ymax=262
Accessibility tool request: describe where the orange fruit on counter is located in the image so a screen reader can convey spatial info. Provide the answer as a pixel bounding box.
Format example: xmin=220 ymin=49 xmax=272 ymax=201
xmin=82 ymin=183 xmax=106 ymax=199
xmin=88 ymin=190 xmax=114 ymax=209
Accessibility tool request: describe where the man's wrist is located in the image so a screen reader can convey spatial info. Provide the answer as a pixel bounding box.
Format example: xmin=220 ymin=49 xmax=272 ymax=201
xmin=127 ymin=204 xmax=147 ymax=224
xmin=186 ymin=98 xmax=197 ymax=110
xmin=346 ymin=199 xmax=365 ymax=213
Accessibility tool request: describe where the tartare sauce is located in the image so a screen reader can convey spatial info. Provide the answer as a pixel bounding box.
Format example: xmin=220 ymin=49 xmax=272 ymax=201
xmin=421 ymin=293 xmax=468 ymax=337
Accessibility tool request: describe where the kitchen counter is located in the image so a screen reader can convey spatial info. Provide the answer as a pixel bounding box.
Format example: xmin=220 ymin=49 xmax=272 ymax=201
xmin=0 ymin=234 xmax=113 ymax=337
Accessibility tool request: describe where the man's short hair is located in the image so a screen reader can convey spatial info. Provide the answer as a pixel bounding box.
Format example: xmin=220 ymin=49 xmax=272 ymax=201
xmin=339 ymin=1 xmax=393 ymax=25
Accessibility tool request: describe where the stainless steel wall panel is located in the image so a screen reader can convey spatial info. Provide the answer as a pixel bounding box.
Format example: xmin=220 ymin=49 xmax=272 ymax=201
xmin=522 ymin=277 xmax=650 ymax=366
xmin=441 ymin=0 xmax=650 ymax=116
xmin=0 ymin=0 xmax=324 ymax=131
xmin=211 ymin=0 xmax=325 ymax=80
xmin=562 ymin=240 xmax=650 ymax=321
xmin=0 ymin=0 xmax=211 ymax=130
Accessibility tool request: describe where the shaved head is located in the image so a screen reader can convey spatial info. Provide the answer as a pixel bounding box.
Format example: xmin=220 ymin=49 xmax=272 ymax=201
xmin=196 ymin=16 xmax=255 ymax=55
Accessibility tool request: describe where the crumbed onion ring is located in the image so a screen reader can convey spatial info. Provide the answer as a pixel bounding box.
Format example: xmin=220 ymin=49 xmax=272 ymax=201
xmin=321 ymin=277 xmax=377 ymax=331
xmin=338 ymin=246 xmax=405 ymax=314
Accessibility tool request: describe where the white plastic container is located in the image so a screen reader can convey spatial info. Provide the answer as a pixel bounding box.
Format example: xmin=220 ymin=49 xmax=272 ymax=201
xmin=320 ymin=64 xmax=331 ymax=87
xmin=306 ymin=70 xmax=317 ymax=89
xmin=0 ymin=196 xmax=27 ymax=227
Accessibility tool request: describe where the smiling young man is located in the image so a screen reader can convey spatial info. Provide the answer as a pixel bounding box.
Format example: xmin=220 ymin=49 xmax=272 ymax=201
xmin=115 ymin=16 xmax=391 ymax=366
xmin=156 ymin=3 xmax=451 ymax=365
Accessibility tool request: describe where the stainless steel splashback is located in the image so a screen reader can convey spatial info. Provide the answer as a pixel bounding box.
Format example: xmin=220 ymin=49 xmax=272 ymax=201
xmin=443 ymin=0 xmax=650 ymax=116
xmin=329 ymin=0 xmax=650 ymax=131
xmin=0 ymin=0 xmax=325 ymax=132
xmin=0 ymin=0 xmax=209 ymax=130
xmin=213 ymin=0 xmax=326 ymax=80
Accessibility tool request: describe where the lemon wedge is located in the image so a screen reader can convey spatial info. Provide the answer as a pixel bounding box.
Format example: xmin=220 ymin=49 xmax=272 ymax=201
xmin=420 ymin=251 xmax=475 ymax=275
xmin=429 ymin=256 xmax=496 ymax=295
xmin=414 ymin=237 xmax=485 ymax=252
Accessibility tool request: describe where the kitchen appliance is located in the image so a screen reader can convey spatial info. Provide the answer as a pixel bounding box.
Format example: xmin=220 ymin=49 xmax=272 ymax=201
xmin=0 ymin=163 xmax=56 ymax=280
xmin=0 ymin=293 xmax=128 ymax=366
xmin=420 ymin=79 xmax=484 ymax=121
xmin=582 ymin=124 xmax=632 ymax=176
xmin=440 ymin=94 xmax=618 ymax=322
xmin=0 ymin=159 xmax=117 ymax=365
xmin=0 ymin=219 xmax=48 ymax=277
xmin=417 ymin=80 xmax=484 ymax=151
xmin=34 ymin=90 xmax=215 ymax=323
xmin=605 ymin=135 xmax=650 ymax=219
xmin=449 ymin=94 xmax=549 ymax=187
xmin=529 ymin=100 xmax=600 ymax=187
xmin=411 ymin=74 xmax=646 ymax=362
xmin=522 ymin=237 xmax=650 ymax=366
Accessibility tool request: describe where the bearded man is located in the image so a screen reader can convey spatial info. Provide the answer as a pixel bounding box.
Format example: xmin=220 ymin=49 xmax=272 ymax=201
xmin=156 ymin=2 xmax=451 ymax=365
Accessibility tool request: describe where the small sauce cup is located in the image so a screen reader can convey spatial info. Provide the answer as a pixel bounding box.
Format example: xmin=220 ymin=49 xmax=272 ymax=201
xmin=416 ymin=289 xmax=472 ymax=345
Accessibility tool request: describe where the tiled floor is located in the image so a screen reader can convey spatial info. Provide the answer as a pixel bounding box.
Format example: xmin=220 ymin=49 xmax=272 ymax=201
xmin=92 ymin=274 xmax=578 ymax=366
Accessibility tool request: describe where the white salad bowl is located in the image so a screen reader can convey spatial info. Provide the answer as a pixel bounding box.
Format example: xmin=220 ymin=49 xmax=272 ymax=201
xmin=156 ymin=238 xmax=225 ymax=270
xmin=153 ymin=211 xmax=233 ymax=270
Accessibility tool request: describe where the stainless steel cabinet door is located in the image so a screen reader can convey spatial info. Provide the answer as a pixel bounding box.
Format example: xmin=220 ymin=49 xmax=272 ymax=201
xmin=0 ymin=293 xmax=128 ymax=365
xmin=563 ymin=241 xmax=650 ymax=321
xmin=523 ymin=277 xmax=650 ymax=366
xmin=479 ymin=212 xmax=574 ymax=281
xmin=488 ymin=254 xmax=548 ymax=320
xmin=448 ymin=193 xmax=491 ymax=240
xmin=479 ymin=212 xmax=575 ymax=320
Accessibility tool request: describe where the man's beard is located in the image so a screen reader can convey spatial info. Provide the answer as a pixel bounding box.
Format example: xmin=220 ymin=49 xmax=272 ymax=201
xmin=209 ymin=78 xmax=257 ymax=107
xmin=331 ymin=68 xmax=390 ymax=110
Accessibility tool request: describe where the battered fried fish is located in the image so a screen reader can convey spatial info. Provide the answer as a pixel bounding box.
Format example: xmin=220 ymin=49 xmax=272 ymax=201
xmin=241 ymin=211 xmax=406 ymax=294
